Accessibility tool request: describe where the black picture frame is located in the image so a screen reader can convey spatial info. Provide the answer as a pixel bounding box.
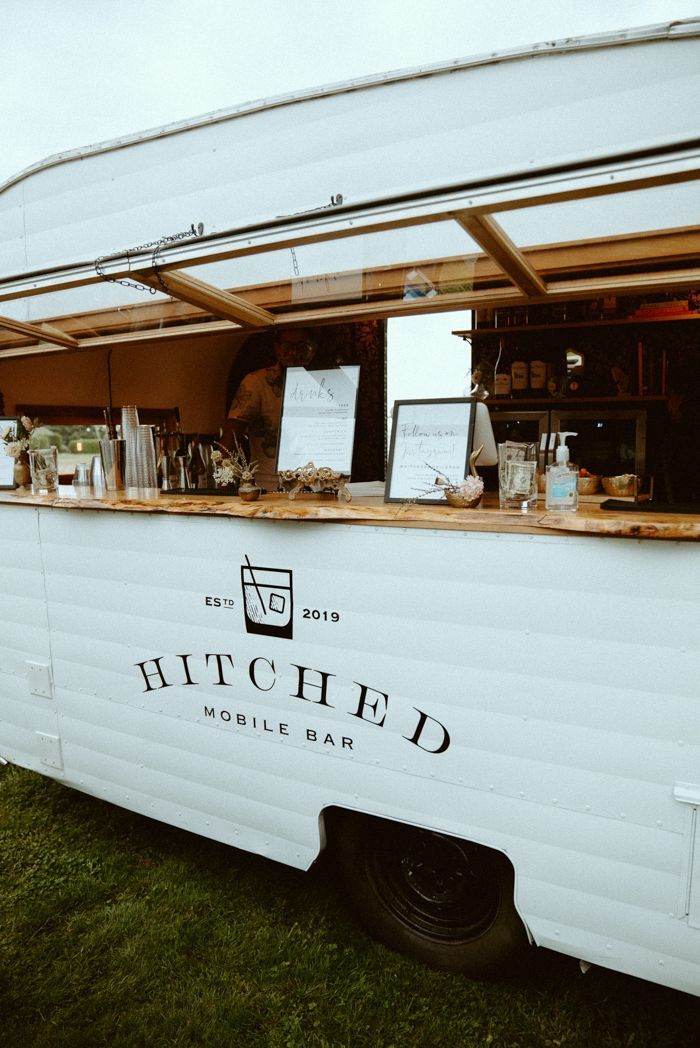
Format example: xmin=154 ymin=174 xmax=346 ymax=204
xmin=385 ymin=398 xmax=477 ymax=503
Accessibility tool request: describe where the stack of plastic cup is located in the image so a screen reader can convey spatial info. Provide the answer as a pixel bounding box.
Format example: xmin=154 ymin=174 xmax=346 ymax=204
xmin=121 ymin=405 xmax=140 ymax=487
xmin=99 ymin=438 xmax=126 ymax=490
xmin=135 ymin=424 xmax=158 ymax=488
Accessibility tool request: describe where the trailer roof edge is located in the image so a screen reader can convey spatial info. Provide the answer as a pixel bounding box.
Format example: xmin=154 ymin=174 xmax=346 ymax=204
xmin=2 ymin=17 xmax=699 ymax=196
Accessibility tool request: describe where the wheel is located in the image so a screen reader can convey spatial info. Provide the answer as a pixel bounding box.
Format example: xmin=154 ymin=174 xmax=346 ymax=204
xmin=332 ymin=812 xmax=528 ymax=976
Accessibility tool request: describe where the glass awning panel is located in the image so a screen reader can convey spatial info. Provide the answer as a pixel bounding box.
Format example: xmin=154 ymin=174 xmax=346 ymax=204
xmin=501 ymin=181 xmax=700 ymax=244
xmin=5 ymin=220 xmax=494 ymax=336
xmin=2 ymin=163 xmax=700 ymax=357
xmin=191 ymin=220 xmax=492 ymax=310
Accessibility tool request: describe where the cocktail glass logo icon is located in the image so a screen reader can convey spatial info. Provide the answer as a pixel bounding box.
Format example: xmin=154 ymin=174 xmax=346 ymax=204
xmin=240 ymin=555 xmax=294 ymax=639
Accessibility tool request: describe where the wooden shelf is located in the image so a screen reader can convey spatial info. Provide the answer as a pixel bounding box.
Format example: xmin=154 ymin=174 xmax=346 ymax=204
xmin=487 ymin=395 xmax=666 ymax=407
xmin=454 ymin=313 xmax=699 ymax=338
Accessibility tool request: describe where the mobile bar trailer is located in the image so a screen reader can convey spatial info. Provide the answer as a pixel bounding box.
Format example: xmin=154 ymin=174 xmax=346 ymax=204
xmin=1 ymin=20 xmax=700 ymax=995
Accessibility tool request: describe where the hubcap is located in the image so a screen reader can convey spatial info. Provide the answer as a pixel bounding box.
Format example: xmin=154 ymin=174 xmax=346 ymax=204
xmin=366 ymin=824 xmax=501 ymax=943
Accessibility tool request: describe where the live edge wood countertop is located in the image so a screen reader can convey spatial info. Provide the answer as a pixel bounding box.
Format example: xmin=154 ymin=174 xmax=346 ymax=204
xmin=2 ymin=486 xmax=699 ymax=542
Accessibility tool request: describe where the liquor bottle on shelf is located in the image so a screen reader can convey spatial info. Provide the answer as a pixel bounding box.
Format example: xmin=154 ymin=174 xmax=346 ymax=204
xmin=547 ymin=347 xmax=568 ymax=398
xmin=494 ymin=341 xmax=512 ymax=397
xmin=510 ymin=351 xmax=529 ymax=397
xmin=566 ymin=367 xmax=586 ymax=397
xmin=529 ymin=355 xmax=548 ymax=394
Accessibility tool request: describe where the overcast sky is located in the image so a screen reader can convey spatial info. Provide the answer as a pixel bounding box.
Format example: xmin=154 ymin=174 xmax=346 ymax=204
xmin=4 ymin=0 xmax=697 ymax=405
xmin=3 ymin=0 xmax=698 ymax=185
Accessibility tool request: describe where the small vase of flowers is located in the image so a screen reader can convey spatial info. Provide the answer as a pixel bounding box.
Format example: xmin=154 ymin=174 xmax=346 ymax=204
xmin=2 ymin=415 xmax=39 ymax=489
xmin=211 ymin=438 xmax=261 ymax=501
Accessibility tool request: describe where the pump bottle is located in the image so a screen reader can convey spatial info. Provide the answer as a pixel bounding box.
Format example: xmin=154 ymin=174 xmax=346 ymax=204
xmin=545 ymin=432 xmax=579 ymax=511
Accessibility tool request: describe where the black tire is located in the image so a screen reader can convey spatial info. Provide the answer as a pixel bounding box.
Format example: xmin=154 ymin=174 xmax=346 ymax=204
xmin=332 ymin=812 xmax=528 ymax=976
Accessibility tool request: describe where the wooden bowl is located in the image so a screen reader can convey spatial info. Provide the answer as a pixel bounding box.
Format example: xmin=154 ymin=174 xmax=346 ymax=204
xmin=445 ymin=489 xmax=483 ymax=508
xmin=577 ymin=474 xmax=600 ymax=495
xmin=602 ymin=474 xmax=636 ymax=497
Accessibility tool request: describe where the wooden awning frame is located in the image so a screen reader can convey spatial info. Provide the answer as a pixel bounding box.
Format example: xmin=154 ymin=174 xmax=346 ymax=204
xmin=1 ymin=149 xmax=699 ymax=357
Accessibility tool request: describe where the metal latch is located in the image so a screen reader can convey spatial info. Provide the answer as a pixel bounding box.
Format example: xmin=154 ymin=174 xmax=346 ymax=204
xmin=36 ymin=732 xmax=63 ymax=770
xmin=26 ymin=660 xmax=53 ymax=699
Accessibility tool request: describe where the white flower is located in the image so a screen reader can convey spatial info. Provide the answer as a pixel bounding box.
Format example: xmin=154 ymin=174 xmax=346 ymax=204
xmin=213 ymin=463 xmax=237 ymax=487
xmin=452 ymin=475 xmax=484 ymax=498
xmin=211 ymin=439 xmax=258 ymax=488
xmin=3 ymin=438 xmax=29 ymax=459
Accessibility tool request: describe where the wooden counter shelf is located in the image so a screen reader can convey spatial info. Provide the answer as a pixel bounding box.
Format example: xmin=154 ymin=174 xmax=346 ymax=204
xmin=453 ymin=312 xmax=700 ymax=338
xmin=1 ymin=486 xmax=699 ymax=542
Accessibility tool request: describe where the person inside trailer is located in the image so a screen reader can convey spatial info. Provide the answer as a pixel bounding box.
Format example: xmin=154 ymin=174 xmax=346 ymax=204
xmin=224 ymin=329 xmax=316 ymax=491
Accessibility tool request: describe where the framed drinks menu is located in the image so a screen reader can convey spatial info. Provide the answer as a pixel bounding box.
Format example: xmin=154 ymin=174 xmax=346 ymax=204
xmin=276 ymin=366 xmax=360 ymax=475
xmin=385 ymin=398 xmax=476 ymax=503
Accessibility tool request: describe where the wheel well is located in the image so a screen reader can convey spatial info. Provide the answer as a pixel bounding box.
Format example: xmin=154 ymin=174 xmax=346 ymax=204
xmin=320 ymin=806 xmax=529 ymax=975
xmin=320 ymin=805 xmax=516 ymax=871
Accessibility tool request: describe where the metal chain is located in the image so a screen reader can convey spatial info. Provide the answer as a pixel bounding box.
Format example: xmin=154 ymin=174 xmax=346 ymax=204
xmin=290 ymin=247 xmax=300 ymax=277
xmin=95 ymin=222 xmax=204 ymax=295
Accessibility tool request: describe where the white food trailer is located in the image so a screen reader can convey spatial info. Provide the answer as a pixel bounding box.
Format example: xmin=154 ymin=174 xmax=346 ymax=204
xmin=1 ymin=21 xmax=699 ymax=995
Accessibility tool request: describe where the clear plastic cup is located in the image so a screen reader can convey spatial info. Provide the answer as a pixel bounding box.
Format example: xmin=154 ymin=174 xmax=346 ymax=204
xmin=29 ymin=446 xmax=59 ymax=494
xmin=99 ymin=438 xmax=127 ymax=490
xmin=121 ymin=406 xmax=140 ymax=487
xmin=135 ymin=424 xmax=157 ymax=488
xmin=498 ymin=441 xmax=538 ymax=511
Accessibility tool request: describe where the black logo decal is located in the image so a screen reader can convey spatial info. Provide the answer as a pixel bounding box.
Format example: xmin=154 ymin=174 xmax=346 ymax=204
xmin=241 ymin=555 xmax=293 ymax=639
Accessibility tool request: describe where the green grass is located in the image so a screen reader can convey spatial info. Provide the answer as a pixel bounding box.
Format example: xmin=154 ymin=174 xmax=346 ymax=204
xmin=1 ymin=765 xmax=698 ymax=1048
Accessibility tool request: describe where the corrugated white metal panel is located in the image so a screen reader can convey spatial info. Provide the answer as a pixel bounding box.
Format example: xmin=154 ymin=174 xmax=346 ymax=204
xmin=531 ymin=913 xmax=700 ymax=990
xmin=0 ymin=686 xmax=59 ymax=761
xmin=0 ymin=504 xmax=698 ymax=993
xmin=0 ymin=194 xmax=26 ymax=288
xmin=1 ymin=27 xmax=699 ymax=281
xmin=57 ymin=713 xmax=322 ymax=866
xmin=35 ymin=513 xmax=700 ymax=811
xmin=0 ymin=507 xmax=61 ymax=771
xmin=0 ymin=509 xmax=50 ymax=660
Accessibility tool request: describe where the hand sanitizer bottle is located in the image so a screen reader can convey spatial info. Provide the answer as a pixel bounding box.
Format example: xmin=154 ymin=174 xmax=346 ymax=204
xmin=545 ymin=432 xmax=579 ymax=511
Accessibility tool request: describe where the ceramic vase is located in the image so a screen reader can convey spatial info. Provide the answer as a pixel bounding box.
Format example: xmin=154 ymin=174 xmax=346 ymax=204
xmin=13 ymin=452 xmax=31 ymax=488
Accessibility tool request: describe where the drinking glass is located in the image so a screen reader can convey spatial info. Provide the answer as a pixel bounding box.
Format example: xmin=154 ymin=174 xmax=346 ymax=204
xmin=99 ymin=438 xmax=127 ymax=490
xmin=29 ymin=446 xmax=59 ymax=494
xmin=498 ymin=441 xmax=538 ymax=511
xmin=90 ymin=454 xmax=104 ymax=488
xmin=72 ymin=462 xmax=91 ymax=487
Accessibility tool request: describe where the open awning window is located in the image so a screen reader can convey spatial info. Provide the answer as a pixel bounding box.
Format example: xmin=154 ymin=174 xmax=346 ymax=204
xmin=1 ymin=22 xmax=699 ymax=357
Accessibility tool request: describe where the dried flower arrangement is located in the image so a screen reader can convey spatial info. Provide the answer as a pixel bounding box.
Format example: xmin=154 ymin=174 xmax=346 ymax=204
xmin=416 ymin=445 xmax=485 ymax=508
xmin=1 ymin=415 xmax=39 ymax=459
xmin=211 ymin=438 xmax=259 ymax=490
